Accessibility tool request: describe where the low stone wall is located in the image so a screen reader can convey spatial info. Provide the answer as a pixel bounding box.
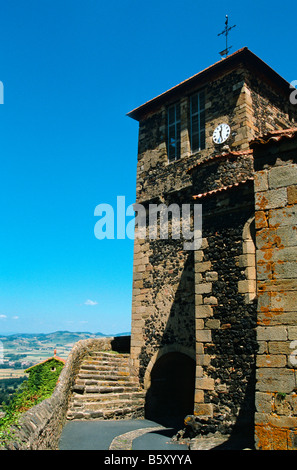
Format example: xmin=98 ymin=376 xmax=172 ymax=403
xmin=2 ymin=336 xmax=130 ymax=450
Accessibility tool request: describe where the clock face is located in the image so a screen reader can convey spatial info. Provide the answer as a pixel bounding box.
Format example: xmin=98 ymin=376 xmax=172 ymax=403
xmin=213 ymin=123 xmax=231 ymax=144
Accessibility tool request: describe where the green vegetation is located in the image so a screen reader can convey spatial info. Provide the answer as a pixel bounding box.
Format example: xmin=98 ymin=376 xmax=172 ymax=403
xmin=0 ymin=377 xmax=27 ymax=407
xmin=0 ymin=358 xmax=64 ymax=443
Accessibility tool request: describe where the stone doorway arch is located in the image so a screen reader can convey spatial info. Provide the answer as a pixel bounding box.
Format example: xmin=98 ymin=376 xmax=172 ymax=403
xmin=144 ymin=347 xmax=195 ymax=427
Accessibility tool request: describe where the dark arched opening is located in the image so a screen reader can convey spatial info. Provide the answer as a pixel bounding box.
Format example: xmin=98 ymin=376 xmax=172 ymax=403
xmin=145 ymin=352 xmax=195 ymax=428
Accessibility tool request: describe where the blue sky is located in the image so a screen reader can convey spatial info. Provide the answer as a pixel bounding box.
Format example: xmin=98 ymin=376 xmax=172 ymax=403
xmin=0 ymin=0 xmax=295 ymax=335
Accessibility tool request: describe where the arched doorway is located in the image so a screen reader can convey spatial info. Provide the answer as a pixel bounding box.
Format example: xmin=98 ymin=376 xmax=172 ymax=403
xmin=145 ymin=352 xmax=195 ymax=427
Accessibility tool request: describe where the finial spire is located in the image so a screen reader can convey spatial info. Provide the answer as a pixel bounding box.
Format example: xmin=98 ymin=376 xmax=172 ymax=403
xmin=218 ymin=15 xmax=236 ymax=58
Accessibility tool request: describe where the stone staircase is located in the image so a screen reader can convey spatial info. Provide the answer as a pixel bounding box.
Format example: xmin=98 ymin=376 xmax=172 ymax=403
xmin=66 ymin=351 xmax=145 ymax=420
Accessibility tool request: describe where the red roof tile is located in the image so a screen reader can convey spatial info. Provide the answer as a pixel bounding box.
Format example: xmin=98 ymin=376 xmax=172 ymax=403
xmin=250 ymin=128 xmax=297 ymax=148
xmin=187 ymin=149 xmax=253 ymax=173
xmin=192 ymin=177 xmax=254 ymax=200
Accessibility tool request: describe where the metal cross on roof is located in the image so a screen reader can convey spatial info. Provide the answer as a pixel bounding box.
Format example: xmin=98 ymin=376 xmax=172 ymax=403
xmin=218 ymin=15 xmax=236 ymax=58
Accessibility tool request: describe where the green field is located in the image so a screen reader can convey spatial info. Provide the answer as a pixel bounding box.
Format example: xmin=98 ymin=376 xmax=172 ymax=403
xmin=0 ymin=369 xmax=26 ymax=380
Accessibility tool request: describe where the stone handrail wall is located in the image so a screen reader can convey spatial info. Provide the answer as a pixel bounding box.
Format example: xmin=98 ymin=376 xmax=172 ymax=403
xmin=2 ymin=336 xmax=130 ymax=450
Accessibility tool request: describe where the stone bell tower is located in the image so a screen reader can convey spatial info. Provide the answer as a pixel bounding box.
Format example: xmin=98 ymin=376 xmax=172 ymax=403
xmin=127 ymin=47 xmax=297 ymax=437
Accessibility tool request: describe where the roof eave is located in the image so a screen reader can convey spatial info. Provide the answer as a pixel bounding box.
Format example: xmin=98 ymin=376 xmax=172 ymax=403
xmin=25 ymin=356 xmax=65 ymax=372
xmin=127 ymin=47 xmax=291 ymax=122
xmin=250 ymin=128 xmax=297 ymax=148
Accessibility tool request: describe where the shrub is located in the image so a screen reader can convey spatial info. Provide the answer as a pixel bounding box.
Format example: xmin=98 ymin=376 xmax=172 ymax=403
xmin=0 ymin=359 xmax=64 ymax=442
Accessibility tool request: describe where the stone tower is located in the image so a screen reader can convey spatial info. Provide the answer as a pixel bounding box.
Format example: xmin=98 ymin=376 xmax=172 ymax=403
xmin=127 ymin=48 xmax=297 ymax=439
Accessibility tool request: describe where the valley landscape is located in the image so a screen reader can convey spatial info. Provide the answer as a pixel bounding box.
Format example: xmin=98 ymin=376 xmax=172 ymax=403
xmin=0 ymin=330 xmax=130 ymax=410
xmin=0 ymin=330 xmax=130 ymax=380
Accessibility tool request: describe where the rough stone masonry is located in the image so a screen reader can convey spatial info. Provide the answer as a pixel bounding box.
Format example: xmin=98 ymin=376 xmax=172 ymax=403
xmin=127 ymin=47 xmax=297 ymax=449
xmin=251 ymin=130 xmax=297 ymax=450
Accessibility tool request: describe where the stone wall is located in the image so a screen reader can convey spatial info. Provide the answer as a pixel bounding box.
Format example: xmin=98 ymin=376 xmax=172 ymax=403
xmin=190 ymin=162 xmax=257 ymax=442
xmin=134 ymin=66 xmax=296 ymax=205
xmin=2 ymin=336 xmax=129 ymax=450
xmin=129 ymin=52 xmax=297 ymax=443
xmin=135 ymin=69 xmax=257 ymax=204
xmin=190 ymin=152 xmax=254 ymax=194
xmin=130 ymin=188 xmax=196 ymax=384
xmin=246 ymin=71 xmax=296 ymax=136
xmin=131 ymin=68 xmax=260 ymax=381
xmin=252 ymin=133 xmax=297 ymax=450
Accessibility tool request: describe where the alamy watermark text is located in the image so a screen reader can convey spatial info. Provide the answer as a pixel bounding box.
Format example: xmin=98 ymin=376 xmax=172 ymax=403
xmin=94 ymin=196 xmax=202 ymax=250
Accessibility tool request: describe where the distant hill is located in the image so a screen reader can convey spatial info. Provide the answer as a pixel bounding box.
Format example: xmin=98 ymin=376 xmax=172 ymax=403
xmin=0 ymin=331 xmax=106 ymax=346
xmin=0 ymin=330 xmax=130 ymax=343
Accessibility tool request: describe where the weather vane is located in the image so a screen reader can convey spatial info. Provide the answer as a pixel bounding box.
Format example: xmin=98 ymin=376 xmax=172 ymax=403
xmin=218 ymin=15 xmax=236 ymax=58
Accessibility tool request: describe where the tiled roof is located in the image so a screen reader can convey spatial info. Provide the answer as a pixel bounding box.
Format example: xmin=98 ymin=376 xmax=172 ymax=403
xmin=250 ymin=128 xmax=297 ymax=148
xmin=192 ymin=177 xmax=254 ymax=200
xmin=25 ymin=349 xmax=65 ymax=372
xmin=187 ymin=149 xmax=253 ymax=173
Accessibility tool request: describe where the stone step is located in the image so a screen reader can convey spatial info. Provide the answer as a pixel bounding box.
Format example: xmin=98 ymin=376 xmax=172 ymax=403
xmin=72 ymin=376 xmax=137 ymax=392
xmin=85 ymin=353 xmax=129 ymax=363
xmin=80 ymin=362 xmax=129 ymax=372
xmin=75 ymin=374 xmax=133 ymax=384
xmin=66 ymin=350 xmax=144 ymax=421
xmin=81 ymin=362 xmax=129 ymax=371
xmin=71 ymin=398 xmax=145 ymax=412
xmin=71 ymin=391 xmax=145 ymax=403
xmin=76 ymin=374 xmax=137 ymax=383
xmin=67 ymin=405 xmax=144 ymax=421
xmin=77 ymin=368 xmax=132 ymax=376
xmin=77 ymin=373 xmax=131 ymax=382
xmin=76 ymin=377 xmax=131 ymax=385
xmin=84 ymin=384 xmax=140 ymax=394
xmin=80 ymin=366 xmax=130 ymax=376
xmin=70 ymin=398 xmax=145 ymax=411
xmin=88 ymin=351 xmax=130 ymax=358
xmin=73 ymin=381 xmax=135 ymax=392
xmin=72 ymin=384 xmax=140 ymax=394
xmin=84 ymin=353 xmax=130 ymax=364
xmin=82 ymin=356 xmax=129 ymax=364
xmin=69 ymin=392 xmax=145 ymax=405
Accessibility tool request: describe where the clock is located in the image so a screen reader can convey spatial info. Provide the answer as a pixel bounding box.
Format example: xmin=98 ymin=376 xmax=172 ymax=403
xmin=213 ymin=123 xmax=231 ymax=144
